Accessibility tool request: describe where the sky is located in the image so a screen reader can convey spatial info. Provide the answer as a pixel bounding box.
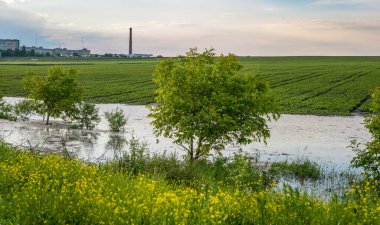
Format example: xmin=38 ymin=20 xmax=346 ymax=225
xmin=1 ymin=0 xmax=380 ymax=56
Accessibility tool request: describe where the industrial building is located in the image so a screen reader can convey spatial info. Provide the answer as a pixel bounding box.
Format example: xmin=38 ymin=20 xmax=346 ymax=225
xmin=25 ymin=46 xmax=91 ymax=57
xmin=126 ymin=27 xmax=153 ymax=58
xmin=0 ymin=39 xmax=20 ymax=51
xmin=1 ymin=29 xmax=154 ymax=58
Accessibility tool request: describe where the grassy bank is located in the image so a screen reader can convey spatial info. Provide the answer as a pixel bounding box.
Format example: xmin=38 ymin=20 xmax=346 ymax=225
xmin=1 ymin=57 xmax=380 ymax=115
xmin=0 ymin=142 xmax=379 ymax=224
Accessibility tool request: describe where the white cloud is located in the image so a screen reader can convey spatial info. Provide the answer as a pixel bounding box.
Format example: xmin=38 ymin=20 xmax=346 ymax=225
xmin=1 ymin=0 xmax=380 ymax=55
xmin=313 ymin=0 xmax=380 ymax=6
xmin=0 ymin=0 xmax=31 ymax=4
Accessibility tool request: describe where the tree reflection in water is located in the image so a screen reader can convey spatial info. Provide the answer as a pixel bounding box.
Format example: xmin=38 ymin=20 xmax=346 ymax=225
xmin=106 ymin=134 xmax=127 ymax=157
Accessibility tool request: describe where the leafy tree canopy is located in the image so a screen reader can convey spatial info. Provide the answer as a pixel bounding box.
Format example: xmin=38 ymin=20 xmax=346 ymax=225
xmin=149 ymin=48 xmax=279 ymax=161
xmin=351 ymin=87 xmax=380 ymax=180
xmin=23 ymin=66 xmax=83 ymax=124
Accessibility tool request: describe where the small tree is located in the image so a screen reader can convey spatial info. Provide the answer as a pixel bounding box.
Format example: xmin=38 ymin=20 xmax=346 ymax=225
xmin=73 ymin=102 xmax=101 ymax=130
xmin=105 ymin=108 xmax=127 ymax=132
xmin=23 ymin=66 xmax=82 ymax=124
xmin=351 ymin=87 xmax=380 ymax=180
xmin=149 ymin=48 xmax=279 ymax=161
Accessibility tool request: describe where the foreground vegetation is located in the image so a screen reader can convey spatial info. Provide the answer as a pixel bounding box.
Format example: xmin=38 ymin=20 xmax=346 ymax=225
xmin=1 ymin=56 xmax=380 ymax=115
xmin=0 ymin=142 xmax=379 ymax=225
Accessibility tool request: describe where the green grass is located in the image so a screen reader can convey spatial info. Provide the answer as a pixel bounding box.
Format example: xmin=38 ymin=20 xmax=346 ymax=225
xmin=269 ymin=158 xmax=321 ymax=180
xmin=1 ymin=56 xmax=380 ymax=114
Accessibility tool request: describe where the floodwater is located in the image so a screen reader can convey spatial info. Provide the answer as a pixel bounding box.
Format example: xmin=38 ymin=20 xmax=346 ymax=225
xmin=0 ymin=97 xmax=371 ymax=170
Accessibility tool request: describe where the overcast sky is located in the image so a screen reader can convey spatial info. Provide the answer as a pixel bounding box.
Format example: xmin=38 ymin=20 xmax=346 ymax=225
xmin=1 ymin=0 xmax=380 ymax=56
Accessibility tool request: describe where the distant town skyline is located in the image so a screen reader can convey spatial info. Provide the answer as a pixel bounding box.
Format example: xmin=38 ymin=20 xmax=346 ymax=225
xmin=1 ymin=0 xmax=380 ymax=56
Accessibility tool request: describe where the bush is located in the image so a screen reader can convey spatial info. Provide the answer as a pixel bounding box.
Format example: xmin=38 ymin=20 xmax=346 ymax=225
xmin=0 ymin=98 xmax=16 ymax=121
xmin=226 ymin=153 xmax=271 ymax=190
xmin=114 ymin=135 xmax=149 ymax=175
xmin=72 ymin=102 xmax=100 ymax=130
xmin=269 ymin=158 xmax=321 ymax=180
xmin=105 ymin=108 xmax=127 ymax=132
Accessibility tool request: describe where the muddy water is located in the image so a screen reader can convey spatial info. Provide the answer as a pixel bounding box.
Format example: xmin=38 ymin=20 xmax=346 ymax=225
xmin=0 ymin=97 xmax=371 ymax=170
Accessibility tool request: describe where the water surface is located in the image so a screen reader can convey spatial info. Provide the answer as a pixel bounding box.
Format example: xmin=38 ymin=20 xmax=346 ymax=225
xmin=0 ymin=97 xmax=371 ymax=170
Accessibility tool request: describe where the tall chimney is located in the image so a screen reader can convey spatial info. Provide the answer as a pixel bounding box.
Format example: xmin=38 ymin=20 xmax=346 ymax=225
xmin=129 ymin=27 xmax=132 ymax=55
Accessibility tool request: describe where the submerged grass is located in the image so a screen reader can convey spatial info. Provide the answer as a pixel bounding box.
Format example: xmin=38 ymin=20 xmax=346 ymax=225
xmin=269 ymin=158 xmax=321 ymax=180
xmin=0 ymin=142 xmax=379 ymax=224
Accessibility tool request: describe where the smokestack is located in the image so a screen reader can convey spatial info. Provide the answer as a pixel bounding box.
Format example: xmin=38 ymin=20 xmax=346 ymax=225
xmin=129 ymin=27 xmax=132 ymax=55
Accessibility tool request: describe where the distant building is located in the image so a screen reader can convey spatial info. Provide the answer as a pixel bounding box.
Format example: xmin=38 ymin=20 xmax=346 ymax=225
xmin=0 ymin=39 xmax=20 ymax=51
xmin=25 ymin=46 xmax=91 ymax=57
xmin=54 ymin=48 xmax=91 ymax=57
xmin=125 ymin=53 xmax=154 ymax=58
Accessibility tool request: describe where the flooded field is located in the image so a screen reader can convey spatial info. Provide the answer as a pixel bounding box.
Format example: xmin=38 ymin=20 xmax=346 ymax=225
xmin=0 ymin=97 xmax=371 ymax=170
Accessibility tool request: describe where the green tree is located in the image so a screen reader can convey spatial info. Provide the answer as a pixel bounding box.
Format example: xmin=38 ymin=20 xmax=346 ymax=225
xmin=351 ymin=87 xmax=380 ymax=180
xmin=23 ymin=66 xmax=83 ymax=125
xmin=105 ymin=108 xmax=128 ymax=132
xmin=73 ymin=102 xmax=101 ymax=130
xmin=148 ymin=48 xmax=279 ymax=161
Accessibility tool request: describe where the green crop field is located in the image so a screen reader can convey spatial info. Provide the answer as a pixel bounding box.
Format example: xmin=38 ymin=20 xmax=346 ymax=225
xmin=1 ymin=56 xmax=380 ymax=115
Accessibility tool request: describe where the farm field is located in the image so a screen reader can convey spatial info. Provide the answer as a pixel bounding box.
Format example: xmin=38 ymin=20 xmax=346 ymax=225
xmin=1 ymin=56 xmax=380 ymax=115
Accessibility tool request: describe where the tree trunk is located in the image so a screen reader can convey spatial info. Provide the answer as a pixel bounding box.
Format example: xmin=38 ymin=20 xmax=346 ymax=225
xmin=189 ymin=141 xmax=194 ymax=162
xmin=46 ymin=113 xmax=50 ymax=125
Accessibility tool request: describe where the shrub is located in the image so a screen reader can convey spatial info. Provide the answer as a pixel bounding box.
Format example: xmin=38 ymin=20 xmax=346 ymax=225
xmin=105 ymin=108 xmax=127 ymax=132
xmin=0 ymin=98 xmax=16 ymax=121
xmin=269 ymin=158 xmax=321 ymax=180
xmin=351 ymin=87 xmax=380 ymax=181
xmin=72 ymin=102 xmax=101 ymax=130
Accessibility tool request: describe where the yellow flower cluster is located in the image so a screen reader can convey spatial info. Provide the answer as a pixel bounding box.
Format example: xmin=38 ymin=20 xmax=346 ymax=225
xmin=0 ymin=143 xmax=379 ymax=225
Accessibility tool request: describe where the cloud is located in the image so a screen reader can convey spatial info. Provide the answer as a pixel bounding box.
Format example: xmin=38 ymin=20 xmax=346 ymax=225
xmin=1 ymin=0 xmax=380 ymax=55
xmin=0 ymin=1 xmax=47 ymax=43
xmin=0 ymin=0 xmax=31 ymax=4
xmin=0 ymin=1 xmax=112 ymax=52
xmin=313 ymin=0 xmax=380 ymax=6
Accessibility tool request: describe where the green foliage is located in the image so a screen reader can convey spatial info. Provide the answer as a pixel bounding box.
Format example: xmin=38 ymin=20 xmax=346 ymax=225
xmin=71 ymin=102 xmax=100 ymax=130
xmin=0 ymin=98 xmax=16 ymax=121
xmin=149 ymin=48 xmax=279 ymax=161
xmin=269 ymin=158 xmax=321 ymax=180
xmin=105 ymin=107 xmax=127 ymax=132
xmin=351 ymin=87 xmax=380 ymax=181
xmin=23 ymin=66 xmax=83 ymax=124
xmin=114 ymin=135 xmax=149 ymax=175
xmin=224 ymin=153 xmax=269 ymax=189
xmin=14 ymin=99 xmax=35 ymax=121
